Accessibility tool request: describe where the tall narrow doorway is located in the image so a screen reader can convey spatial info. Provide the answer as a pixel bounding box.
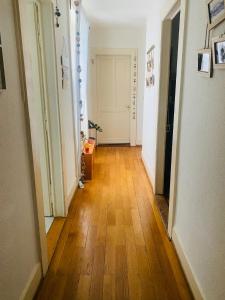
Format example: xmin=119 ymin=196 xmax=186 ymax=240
xmin=163 ymin=12 xmax=180 ymax=201
xmin=155 ymin=11 xmax=181 ymax=228
xmin=96 ymin=55 xmax=131 ymax=144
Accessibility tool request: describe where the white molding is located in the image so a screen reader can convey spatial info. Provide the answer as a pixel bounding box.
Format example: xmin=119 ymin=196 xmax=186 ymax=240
xmin=155 ymin=0 xmax=188 ymax=238
xmin=172 ymin=230 xmax=205 ymax=300
xmin=19 ymin=263 xmax=42 ymax=300
xmin=99 ymin=138 xmax=130 ymax=144
xmin=136 ymin=140 xmax=142 ymax=146
xmin=161 ymin=0 xmax=181 ymax=19
xmin=65 ymin=180 xmax=78 ymax=215
xmin=141 ymin=152 xmax=155 ymax=193
xmin=155 ymin=19 xmax=172 ymax=194
xmin=40 ymin=0 xmax=66 ymax=218
xmin=13 ymin=0 xmax=49 ymax=275
xmin=168 ymin=0 xmax=188 ymax=238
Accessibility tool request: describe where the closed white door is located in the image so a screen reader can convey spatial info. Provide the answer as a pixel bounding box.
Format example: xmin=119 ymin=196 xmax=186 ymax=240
xmin=96 ymin=55 xmax=131 ymax=144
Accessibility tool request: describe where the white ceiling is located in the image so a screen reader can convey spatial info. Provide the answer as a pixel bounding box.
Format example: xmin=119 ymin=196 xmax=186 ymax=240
xmin=82 ymin=0 xmax=161 ymax=27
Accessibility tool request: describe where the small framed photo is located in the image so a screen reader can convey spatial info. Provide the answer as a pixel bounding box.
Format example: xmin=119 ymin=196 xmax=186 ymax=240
xmin=197 ymin=49 xmax=212 ymax=77
xmin=212 ymin=35 xmax=225 ymax=69
xmin=207 ymin=0 xmax=225 ymax=30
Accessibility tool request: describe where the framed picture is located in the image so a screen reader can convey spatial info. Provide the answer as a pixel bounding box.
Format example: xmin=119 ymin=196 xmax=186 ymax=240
xmin=197 ymin=49 xmax=212 ymax=77
xmin=207 ymin=0 xmax=225 ymax=30
xmin=146 ymin=45 xmax=155 ymax=87
xmin=212 ymin=35 xmax=225 ymax=69
xmin=0 ymin=33 xmax=6 ymax=90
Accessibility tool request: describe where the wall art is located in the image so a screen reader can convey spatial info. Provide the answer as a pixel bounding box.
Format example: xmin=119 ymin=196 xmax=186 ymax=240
xmin=212 ymin=35 xmax=225 ymax=69
xmin=197 ymin=48 xmax=212 ymax=77
xmin=207 ymin=0 xmax=225 ymax=30
xmin=146 ymin=45 xmax=155 ymax=87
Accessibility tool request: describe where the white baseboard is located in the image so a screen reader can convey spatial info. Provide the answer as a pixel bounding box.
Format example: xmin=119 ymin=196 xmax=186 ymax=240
xmin=65 ymin=180 xmax=78 ymax=215
xmin=141 ymin=152 xmax=156 ymax=193
xmin=136 ymin=138 xmax=142 ymax=146
xmin=172 ymin=230 xmax=204 ymax=300
xmin=99 ymin=138 xmax=130 ymax=144
xmin=19 ymin=263 xmax=42 ymax=300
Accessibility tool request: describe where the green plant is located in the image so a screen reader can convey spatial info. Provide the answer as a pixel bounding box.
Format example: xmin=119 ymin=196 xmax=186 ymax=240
xmin=88 ymin=120 xmax=103 ymax=132
xmin=88 ymin=120 xmax=102 ymax=145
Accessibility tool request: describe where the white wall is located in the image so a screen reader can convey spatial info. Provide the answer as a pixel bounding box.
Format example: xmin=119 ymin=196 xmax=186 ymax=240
xmin=142 ymin=8 xmax=165 ymax=185
xmin=0 ymin=1 xmax=40 ymax=299
xmin=173 ymin=1 xmax=225 ymax=299
xmin=80 ymin=10 xmax=90 ymax=137
xmin=89 ymin=25 xmax=146 ymax=144
xmin=54 ymin=0 xmax=78 ymax=211
xmin=142 ymin=1 xmax=225 ymax=299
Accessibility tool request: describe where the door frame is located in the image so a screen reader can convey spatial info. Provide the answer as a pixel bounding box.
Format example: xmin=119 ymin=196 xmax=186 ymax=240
xmin=40 ymin=0 xmax=66 ymax=217
xmin=90 ymin=48 xmax=138 ymax=146
xmin=34 ymin=0 xmax=54 ymax=216
xmin=13 ymin=0 xmax=48 ymax=275
xmin=155 ymin=0 xmax=188 ymax=237
xmin=13 ymin=0 xmax=65 ymax=274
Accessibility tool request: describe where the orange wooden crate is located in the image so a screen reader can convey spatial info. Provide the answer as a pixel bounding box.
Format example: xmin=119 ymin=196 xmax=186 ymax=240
xmin=83 ymin=141 xmax=95 ymax=180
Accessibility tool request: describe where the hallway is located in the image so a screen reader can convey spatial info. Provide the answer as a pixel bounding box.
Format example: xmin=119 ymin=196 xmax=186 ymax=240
xmin=36 ymin=147 xmax=193 ymax=300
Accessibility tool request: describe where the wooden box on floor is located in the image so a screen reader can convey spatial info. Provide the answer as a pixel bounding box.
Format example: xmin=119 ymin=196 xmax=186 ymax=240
xmin=83 ymin=141 xmax=95 ymax=180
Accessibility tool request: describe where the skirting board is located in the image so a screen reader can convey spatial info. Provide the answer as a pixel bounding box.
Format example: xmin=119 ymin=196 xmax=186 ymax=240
xmin=19 ymin=263 xmax=42 ymax=300
xmin=172 ymin=230 xmax=204 ymax=300
xmin=65 ymin=180 xmax=78 ymax=215
xmin=141 ymin=152 xmax=156 ymax=193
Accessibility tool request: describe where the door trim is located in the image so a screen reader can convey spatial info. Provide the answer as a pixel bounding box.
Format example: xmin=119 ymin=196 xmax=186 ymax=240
xmin=155 ymin=0 xmax=188 ymax=237
xmin=34 ymin=1 xmax=54 ymax=216
xmin=40 ymin=0 xmax=66 ymax=217
xmin=13 ymin=0 xmax=49 ymax=274
xmin=90 ymin=48 xmax=138 ymax=146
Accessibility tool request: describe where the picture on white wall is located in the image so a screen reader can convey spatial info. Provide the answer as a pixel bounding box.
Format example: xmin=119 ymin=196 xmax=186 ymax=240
xmin=197 ymin=49 xmax=212 ymax=77
xmin=146 ymin=45 xmax=155 ymax=87
xmin=207 ymin=0 xmax=225 ymax=29
xmin=212 ymin=35 xmax=225 ymax=68
xmin=0 ymin=33 xmax=6 ymax=90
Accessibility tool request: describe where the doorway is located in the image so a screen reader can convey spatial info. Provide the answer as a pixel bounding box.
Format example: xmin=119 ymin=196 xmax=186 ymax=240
xmin=90 ymin=48 xmax=137 ymax=146
xmin=155 ymin=0 xmax=187 ymax=237
xmin=156 ymin=12 xmax=180 ymax=228
xmin=163 ymin=12 xmax=180 ymax=201
xmin=96 ymin=55 xmax=131 ymax=144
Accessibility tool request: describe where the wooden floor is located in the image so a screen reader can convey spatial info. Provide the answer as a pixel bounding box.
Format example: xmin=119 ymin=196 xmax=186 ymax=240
xmin=36 ymin=147 xmax=193 ymax=300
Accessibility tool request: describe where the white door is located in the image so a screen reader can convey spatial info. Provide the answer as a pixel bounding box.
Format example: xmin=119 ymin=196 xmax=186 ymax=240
xmin=96 ymin=55 xmax=131 ymax=144
xmin=26 ymin=1 xmax=53 ymax=216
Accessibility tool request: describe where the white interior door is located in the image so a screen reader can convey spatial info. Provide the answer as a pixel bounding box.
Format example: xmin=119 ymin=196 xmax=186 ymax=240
xmin=26 ymin=1 xmax=52 ymax=216
xmin=96 ymin=55 xmax=131 ymax=144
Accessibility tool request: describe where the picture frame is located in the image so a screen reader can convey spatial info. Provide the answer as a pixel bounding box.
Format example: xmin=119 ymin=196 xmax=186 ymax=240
xmin=146 ymin=45 xmax=155 ymax=87
xmin=0 ymin=33 xmax=6 ymax=90
xmin=212 ymin=35 xmax=225 ymax=69
xmin=207 ymin=0 xmax=225 ymax=30
xmin=197 ymin=49 xmax=212 ymax=77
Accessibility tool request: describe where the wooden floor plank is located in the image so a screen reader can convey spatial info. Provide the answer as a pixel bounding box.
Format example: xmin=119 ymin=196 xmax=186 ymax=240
xmin=36 ymin=146 xmax=193 ymax=300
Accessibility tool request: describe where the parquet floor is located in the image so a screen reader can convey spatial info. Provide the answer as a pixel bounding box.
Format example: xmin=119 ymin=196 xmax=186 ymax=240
xmin=36 ymin=147 xmax=193 ymax=300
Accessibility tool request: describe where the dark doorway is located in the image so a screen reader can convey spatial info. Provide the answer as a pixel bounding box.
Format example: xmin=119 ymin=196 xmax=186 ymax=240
xmin=163 ymin=12 xmax=180 ymax=201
